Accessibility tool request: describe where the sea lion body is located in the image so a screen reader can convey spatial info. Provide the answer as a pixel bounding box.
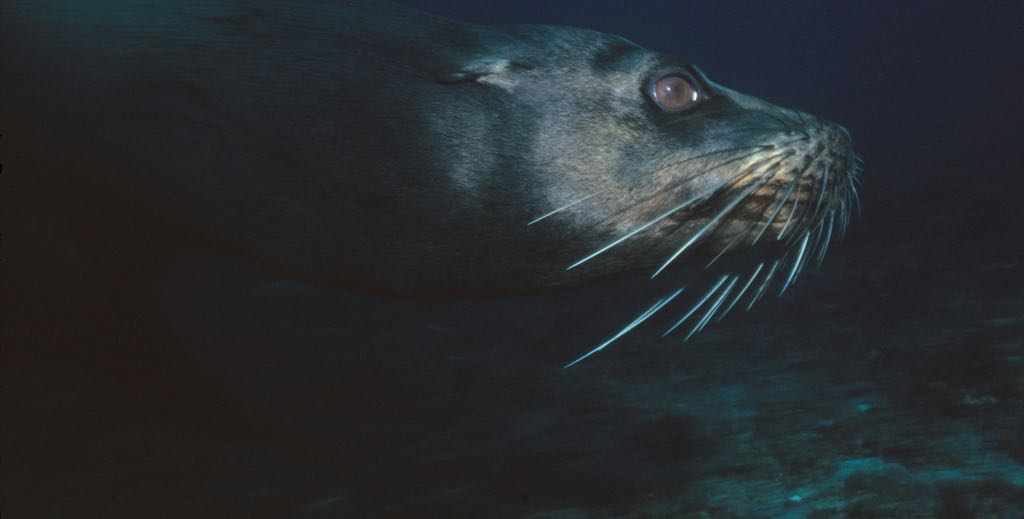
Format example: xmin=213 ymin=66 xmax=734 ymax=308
xmin=0 ymin=0 xmax=856 ymax=297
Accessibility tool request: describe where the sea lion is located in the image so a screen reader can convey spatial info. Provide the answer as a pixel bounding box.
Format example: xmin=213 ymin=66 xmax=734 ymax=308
xmin=0 ymin=0 xmax=858 ymax=357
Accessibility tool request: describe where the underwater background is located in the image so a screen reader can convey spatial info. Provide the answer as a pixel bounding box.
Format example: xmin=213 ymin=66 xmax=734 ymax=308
xmin=5 ymin=0 xmax=1024 ymax=517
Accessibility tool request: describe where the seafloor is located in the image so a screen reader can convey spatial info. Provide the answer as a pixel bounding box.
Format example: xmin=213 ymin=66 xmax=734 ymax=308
xmin=5 ymin=144 xmax=1024 ymax=517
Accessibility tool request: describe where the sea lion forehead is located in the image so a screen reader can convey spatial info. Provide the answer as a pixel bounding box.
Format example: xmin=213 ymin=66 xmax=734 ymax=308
xmin=576 ymin=38 xmax=710 ymax=105
xmin=587 ymin=37 xmax=652 ymax=70
xmin=495 ymin=25 xmax=657 ymax=70
xmin=563 ymin=38 xmax=693 ymax=104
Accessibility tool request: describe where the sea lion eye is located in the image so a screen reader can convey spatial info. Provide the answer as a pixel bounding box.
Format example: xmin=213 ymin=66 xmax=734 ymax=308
xmin=650 ymin=73 xmax=701 ymax=113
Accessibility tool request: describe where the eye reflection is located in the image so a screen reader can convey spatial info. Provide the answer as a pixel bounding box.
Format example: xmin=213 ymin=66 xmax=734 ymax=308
xmin=652 ymin=74 xmax=699 ymax=112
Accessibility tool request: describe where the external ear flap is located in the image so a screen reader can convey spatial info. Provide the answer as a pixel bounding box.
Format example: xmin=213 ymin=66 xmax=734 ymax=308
xmin=436 ymin=58 xmax=531 ymax=91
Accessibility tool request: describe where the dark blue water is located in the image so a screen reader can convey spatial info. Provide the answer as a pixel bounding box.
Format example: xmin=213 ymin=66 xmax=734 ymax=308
xmin=4 ymin=1 xmax=1023 ymax=517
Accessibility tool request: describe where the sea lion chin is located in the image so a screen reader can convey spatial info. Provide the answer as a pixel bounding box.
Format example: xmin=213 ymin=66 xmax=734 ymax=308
xmin=0 ymin=0 xmax=859 ymax=357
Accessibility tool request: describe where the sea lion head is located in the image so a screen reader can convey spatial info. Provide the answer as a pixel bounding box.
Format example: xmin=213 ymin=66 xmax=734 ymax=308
xmin=443 ymin=26 xmax=859 ymax=292
xmin=438 ymin=26 xmax=861 ymax=363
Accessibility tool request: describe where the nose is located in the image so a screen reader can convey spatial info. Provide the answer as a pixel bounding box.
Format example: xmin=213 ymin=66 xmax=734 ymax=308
xmin=816 ymin=119 xmax=854 ymax=178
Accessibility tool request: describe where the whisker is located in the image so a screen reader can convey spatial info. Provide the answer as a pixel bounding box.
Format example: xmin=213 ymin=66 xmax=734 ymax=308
xmin=569 ymin=144 xmax=774 ymax=249
xmin=779 ymin=231 xmax=810 ymax=295
xmin=650 ymin=152 xmax=790 ymax=279
xmin=813 ymin=166 xmax=830 ymax=218
xmin=704 ymin=242 xmax=737 ymax=269
xmin=816 ymin=210 xmax=835 ymax=264
xmin=776 ymin=185 xmax=802 ymax=240
xmin=567 ymin=186 xmax=714 ymax=270
xmin=794 ymin=230 xmax=813 ymax=280
xmin=651 ymin=136 xmax=800 ymax=191
xmin=718 ymin=263 xmax=765 ymax=322
xmin=560 ymin=113 xmax=861 ymax=365
xmin=751 ymin=166 xmax=802 ymax=245
xmin=567 ymin=148 xmax=784 ymax=270
xmin=808 ymin=169 xmax=843 ymax=265
xmin=747 ymin=259 xmax=782 ymax=310
xmin=663 ymin=274 xmax=730 ymax=336
xmin=563 ymin=288 xmax=684 ymax=368
xmin=848 ymin=174 xmax=862 ymax=216
xmin=807 ymin=216 xmax=826 ymax=265
xmin=650 ymin=181 xmax=759 ymax=279
xmin=527 ymin=190 xmax=607 ymax=226
xmin=839 ymin=199 xmax=850 ymax=240
xmin=551 ymin=145 xmax=774 ymax=248
xmin=685 ymin=275 xmax=738 ymax=340
xmin=776 ymin=147 xmax=826 ymax=240
xmin=703 ymin=237 xmax=739 ymax=271
xmin=706 ymin=159 xmax=792 ymax=267
xmin=666 ymin=144 xmax=774 ymax=170
xmin=670 ymin=144 xmax=791 ymax=184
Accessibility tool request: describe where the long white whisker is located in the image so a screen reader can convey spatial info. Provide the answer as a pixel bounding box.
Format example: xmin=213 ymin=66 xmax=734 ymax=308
xmin=718 ymin=263 xmax=765 ymax=321
xmin=794 ymin=230 xmax=812 ymax=279
xmin=705 ymin=159 xmax=791 ymax=268
xmin=776 ymin=183 xmax=803 ymax=240
xmin=747 ymin=259 xmax=782 ymax=310
xmin=817 ymin=210 xmax=835 ymax=264
xmin=664 ymin=144 xmax=773 ymax=170
xmin=813 ymin=166 xmax=829 ymax=218
xmin=565 ymin=150 xmax=770 ymax=272
xmin=779 ymin=232 xmax=810 ymax=295
xmin=573 ymin=142 xmax=811 ymax=267
xmin=663 ymin=274 xmax=729 ymax=336
xmin=839 ymin=199 xmax=850 ymax=240
xmin=751 ymin=168 xmax=801 ymax=245
xmin=650 ymin=170 xmax=776 ymax=279
xmin=563 ymin=288 xmax=684 ymax=368
xmin=809 ymin=216 xmax=827 ymax=263
xmin=528 ymin=190 xmax=606 ymax=226
xmin=774 ymin=147 xmax=826 ymax=240
xmin=848 ymin=174 xmax=862 ymax=216
xmin=566 ymin=191 xmax=707 ymax=271
xmin=685 ymin=275 xmax=739 ymax=340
